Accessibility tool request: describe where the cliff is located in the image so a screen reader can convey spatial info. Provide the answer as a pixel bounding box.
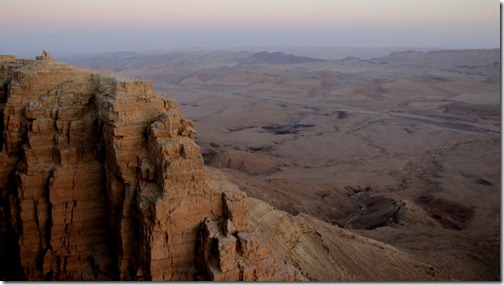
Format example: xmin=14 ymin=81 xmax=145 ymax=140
xmin=0 ymin=53 xmax=300 ymax=281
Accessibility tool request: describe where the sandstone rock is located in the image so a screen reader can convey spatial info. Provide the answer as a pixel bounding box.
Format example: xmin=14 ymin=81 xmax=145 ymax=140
xmin=35 ymin=50 xmax=53 ymax=61
xmin=0 ymin=55 xmax=301 ymax=281
xmin=195 ymin=216 xmax=298 ymax=281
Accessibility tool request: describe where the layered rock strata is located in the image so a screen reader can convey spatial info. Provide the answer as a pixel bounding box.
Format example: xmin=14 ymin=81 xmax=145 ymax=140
xmin=0 ymin=54 xmax=299 ymax=281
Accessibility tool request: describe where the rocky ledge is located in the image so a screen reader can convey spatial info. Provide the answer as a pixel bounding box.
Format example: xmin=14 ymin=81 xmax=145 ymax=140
xmin=0 ymin=53 xmax=301 ymax=281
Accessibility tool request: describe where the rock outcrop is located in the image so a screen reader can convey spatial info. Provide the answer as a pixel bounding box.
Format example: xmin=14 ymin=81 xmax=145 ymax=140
xmin=0 ymin=54 xmax=300 ymax=281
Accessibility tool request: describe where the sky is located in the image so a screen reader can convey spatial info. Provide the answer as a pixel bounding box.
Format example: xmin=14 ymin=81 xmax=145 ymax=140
xmin=0 ymin=0 xmax=500 ymax=57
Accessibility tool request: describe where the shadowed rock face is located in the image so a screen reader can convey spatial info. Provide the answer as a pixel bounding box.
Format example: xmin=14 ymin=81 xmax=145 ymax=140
xmin=0 ymin=54 xmax=300 ymax=281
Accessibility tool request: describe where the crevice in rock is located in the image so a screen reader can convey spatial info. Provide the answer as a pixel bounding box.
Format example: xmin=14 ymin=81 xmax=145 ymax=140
xmin=0 ymin=82 xmax=7 ymax=150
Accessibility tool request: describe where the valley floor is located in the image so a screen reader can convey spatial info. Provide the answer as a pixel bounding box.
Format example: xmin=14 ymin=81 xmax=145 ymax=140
xmin=66 ymin=49 xmax=501 ymax=280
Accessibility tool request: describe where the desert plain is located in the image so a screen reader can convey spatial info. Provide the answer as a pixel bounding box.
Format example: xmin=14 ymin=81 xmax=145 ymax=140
xmin=63 ymin=47 xmax=501 ymax=281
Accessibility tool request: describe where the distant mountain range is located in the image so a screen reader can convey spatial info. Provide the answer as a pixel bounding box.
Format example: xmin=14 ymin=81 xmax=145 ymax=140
xmin=369 ymin=49 xmax=500 ymax=67
xmin=239 ymin=51 xmax=328 ymax=65
xmin=60 ymin=48 xmax=500 ymax=81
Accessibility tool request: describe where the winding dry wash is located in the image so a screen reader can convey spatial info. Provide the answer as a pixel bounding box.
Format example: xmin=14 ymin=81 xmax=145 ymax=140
xmin=0 ymin=47 xmax=500 ymax=281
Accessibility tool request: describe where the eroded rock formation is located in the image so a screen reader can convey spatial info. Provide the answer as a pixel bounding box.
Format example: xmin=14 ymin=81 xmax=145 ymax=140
xmin=0 ymin=54 xmax=300 ymax=281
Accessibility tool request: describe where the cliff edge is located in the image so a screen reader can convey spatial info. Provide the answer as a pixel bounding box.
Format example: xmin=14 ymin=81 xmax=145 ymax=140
xmin=0 ymin=53 xmax=300 ymax=281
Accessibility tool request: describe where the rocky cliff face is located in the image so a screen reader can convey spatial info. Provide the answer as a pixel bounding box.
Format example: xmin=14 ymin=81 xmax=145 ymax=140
xmin=0 ymin=54 xmax=300 ymax=281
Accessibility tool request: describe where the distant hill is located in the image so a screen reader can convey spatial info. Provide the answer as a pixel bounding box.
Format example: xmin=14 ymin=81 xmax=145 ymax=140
xmin=368 ymin=49 xmax=500 ymax=77
xmin=371 ymin=49 xmax=500 ymax=68
xmin=226 ymin=46 xmax=443 ymax=60
xmin=239 ymin=51 xmax=327 ymax=65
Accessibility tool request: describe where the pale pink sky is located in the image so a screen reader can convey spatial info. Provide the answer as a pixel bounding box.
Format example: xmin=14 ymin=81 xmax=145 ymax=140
xmin=0 ymin=0 xmax=500 ymax=57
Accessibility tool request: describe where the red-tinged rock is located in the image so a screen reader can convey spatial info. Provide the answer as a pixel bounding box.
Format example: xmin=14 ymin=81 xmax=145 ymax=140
xmin=0 ymin=54 xmax=301 ymax=281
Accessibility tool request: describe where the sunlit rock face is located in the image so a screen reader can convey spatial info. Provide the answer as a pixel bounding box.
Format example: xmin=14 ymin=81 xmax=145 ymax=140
xmin=0 ymin=54 xmax=300 ymax=281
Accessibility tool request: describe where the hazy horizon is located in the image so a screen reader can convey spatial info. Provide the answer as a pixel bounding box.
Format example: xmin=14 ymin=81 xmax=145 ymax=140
xmin=1 ymin=0 xmax=500 ymax=58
